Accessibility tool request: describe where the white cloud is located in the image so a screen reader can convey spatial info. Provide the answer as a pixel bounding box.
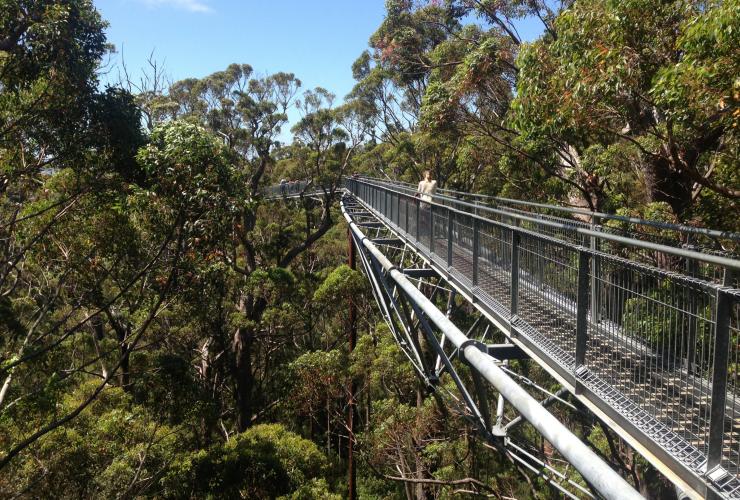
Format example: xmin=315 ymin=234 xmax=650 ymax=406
xmin=139 ymin=0 xmax=213 ymax=13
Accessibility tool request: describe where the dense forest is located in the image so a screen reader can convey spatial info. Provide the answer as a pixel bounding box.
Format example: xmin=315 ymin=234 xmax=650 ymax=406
xmin=1 ymin=0 xmax=737 ymax=498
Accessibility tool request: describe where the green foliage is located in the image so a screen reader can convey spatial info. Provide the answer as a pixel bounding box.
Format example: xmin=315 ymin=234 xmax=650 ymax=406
xmin=162 ymin=424 xmax=331 ymax=499
xmin=621 ymin=278 xmax=712 ymax=353
xmin=162 ymin=63 xmax=301 ymax=163
xmin=653 ymin=0 xmax=740 ymax=130
xmin=313 ymin=264 xmax=366 ymax=307
xmin=137 ymin=121 xmax=237 ymax=204
xmin=511 ymin=0 xmax=738 ymax=219
xmin=2 ymin=1 xmax=737 ymax=498
xmin=351 ymin=324 xmax=416 ymax=390
xmin=0 ymin=0 xmax=141 ymax=188
xmin=3 ymin=382 xmax=182 ymax=498
xmin=132 ymin=352 xmax=215 ymax=426
xmin=621 ymin=280 xmax=678 ymax=344
xmin=278 ymin=478 xmax=342 ymax=500
xmin=289 ymin=349 xmax=346 ymax=415
xmin=246 ymin=267 xmax=297 ymax=302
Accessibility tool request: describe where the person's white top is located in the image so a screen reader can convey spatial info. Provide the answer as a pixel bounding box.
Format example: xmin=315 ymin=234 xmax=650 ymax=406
xmin=417 ymin=179 xmax=437 ymax=203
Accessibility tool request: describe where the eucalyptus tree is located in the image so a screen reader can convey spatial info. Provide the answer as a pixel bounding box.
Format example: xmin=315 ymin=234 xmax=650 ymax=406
xmin=347 ymin=1 xmax=465 ymax=184
xmin=146 ymin=66 xmax=371 ymax=431
xmin=354 ymin=0 xmax=738 ymax=219
xmin=284 ymin=89 xmax=370 ymax=265
xmin=358 ymin=0 xmax=599 ymax=197
xmin=347 ymin=0 xmax=565 ymax=190
xmin=513 ymin=0 xmax=739 ymax=220
xmin=0 ymin=0 xmax=186 ymax=479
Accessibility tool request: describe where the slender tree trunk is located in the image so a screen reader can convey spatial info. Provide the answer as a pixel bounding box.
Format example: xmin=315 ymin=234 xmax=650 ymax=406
xmin=91 ymin=315 xmax=109 ymax=379
xmin=199 ymin=338 xmax=211 ymax=446
xmin=118 ymin=324 xmax=131 ymax=390
xmin=326 ymin=393 xmax=331 ymax=454
xmin=0 ymin=372 xmax=13 ymax=408
xmin=414 ymin=387 xmax=429 ymax=500
xmin=234 ymin=295 xmax=255 ymax=432
xmin=103 ymin=310 xmax=131 ymax=390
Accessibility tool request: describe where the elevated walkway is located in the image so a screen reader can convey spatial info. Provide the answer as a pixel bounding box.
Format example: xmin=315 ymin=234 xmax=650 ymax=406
xmin=343 ymin=177 xmax=740 ymax=499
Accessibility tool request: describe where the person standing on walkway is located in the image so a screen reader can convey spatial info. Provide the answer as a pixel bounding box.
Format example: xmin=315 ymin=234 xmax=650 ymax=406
xmin=417 ymin=170 xmax=437 ymax=244
xmin=417 ymin=170 xmax=437 ymax=207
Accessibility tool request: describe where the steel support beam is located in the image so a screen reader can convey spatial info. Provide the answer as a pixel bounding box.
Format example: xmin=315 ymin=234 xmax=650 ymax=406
xmin=346 ymin=227 xmax=357 ymax=500
xmin=504 ymin=387 xmax=571 ymax=431
xmin=371 ymin=238 xmax=405 ymax=247
xmin=575 ymin=250 xmax=591 ymax=393
xmin=486 ymin=344 xmax=528 ymax=360
xmin=342 ymin=201 xmax=643 ymax=500
xmin=706 ymin=269 xmax=734 ymax=498
xmin=402 ymin=268 xmax=439 ymax=279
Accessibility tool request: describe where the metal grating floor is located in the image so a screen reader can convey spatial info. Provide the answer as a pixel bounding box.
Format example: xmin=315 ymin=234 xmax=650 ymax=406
xmin=371 ymin=201 xmax=740 ymax=498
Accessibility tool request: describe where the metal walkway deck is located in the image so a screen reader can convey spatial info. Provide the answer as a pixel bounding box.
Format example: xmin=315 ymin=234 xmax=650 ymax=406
xmin=342 ymin=178 xmax=740 ymax=499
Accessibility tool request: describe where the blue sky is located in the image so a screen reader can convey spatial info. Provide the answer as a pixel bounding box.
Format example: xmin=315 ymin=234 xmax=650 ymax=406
xmin=95 ymin=0 xmax=543 ymax=136
xmin=96 ymin=1 xmax=385 ymax=104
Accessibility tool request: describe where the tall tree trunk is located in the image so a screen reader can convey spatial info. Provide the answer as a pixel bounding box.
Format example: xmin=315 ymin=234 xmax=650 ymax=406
xmin=233 ymin=295 xmax=255 ymax=432
xmin=199 ymin=338 xmax=211 ymax=446
xmin=118 ymin=325 xmax=130 ymax=390
xmin=103 ymin=309 xmax=130 ymax=390
xmin=326 ymin=394 xmax=331 ymax=454
xmin=414 ymin=387 xmax=430 ymax=500
xmin=91 ymin=315 xmax=109 ymax=379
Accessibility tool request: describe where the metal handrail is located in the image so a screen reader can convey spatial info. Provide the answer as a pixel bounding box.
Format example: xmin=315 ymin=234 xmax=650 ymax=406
xmin=345 ymin=177 xmax=740 ymax=498
xmin=343 ymin=199 xmax=644 ymax=500
xmin=359 ymin=175 xmax=740 ymax=244
xmin=352 ymin=177 xmax=740 ymax=274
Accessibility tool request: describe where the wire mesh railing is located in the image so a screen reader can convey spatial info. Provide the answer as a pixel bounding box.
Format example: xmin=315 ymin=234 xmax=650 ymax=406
xmin=346 ymin=177 xmax=740 ymax=497
xmin=357 ymin=176 xmax=740 ymax=286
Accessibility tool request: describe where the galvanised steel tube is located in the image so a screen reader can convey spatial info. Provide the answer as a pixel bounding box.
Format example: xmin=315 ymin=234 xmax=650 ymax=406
xmin=342 ymin=201 xmax=644 ymax=500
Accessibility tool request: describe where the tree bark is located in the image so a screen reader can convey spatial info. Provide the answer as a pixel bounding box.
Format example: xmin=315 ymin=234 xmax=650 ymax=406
xmin=233 ymin=297 xmax=255 ymax=432
xmin=233 ymin=294 xmax=268 ymax=431
xmin=104 ymin=309 xmax=131 ymax=390
xmin=643 ymin=155 xmax=693 ymax=218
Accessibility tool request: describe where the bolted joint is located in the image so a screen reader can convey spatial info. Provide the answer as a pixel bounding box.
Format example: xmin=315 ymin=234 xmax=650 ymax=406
xmin=459 ymin=339 xmax=488 ymax=366
xmin=423 ymin=375 xmax=440 ymax=394
xmin=486 ymin=343 xmax=528 ymax=361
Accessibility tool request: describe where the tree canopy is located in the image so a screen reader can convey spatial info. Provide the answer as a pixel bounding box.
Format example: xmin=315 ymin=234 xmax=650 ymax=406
xmin=0 ymin=0 xmax=736 ymax=498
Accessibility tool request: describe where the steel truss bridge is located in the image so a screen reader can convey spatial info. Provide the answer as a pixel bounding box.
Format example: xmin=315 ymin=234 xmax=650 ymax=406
xmin=271 ymin=177 xmax=740 ymax=499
